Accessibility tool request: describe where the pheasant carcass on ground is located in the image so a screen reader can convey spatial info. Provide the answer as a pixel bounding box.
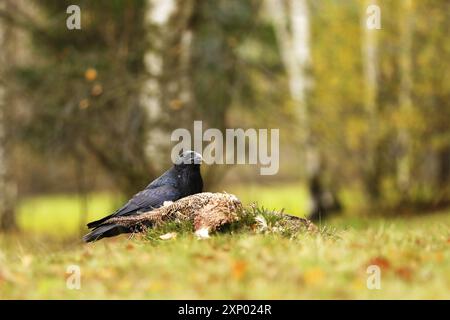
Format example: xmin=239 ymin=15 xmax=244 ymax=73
xmin=106 ymin=192 xmax=243 ymax=239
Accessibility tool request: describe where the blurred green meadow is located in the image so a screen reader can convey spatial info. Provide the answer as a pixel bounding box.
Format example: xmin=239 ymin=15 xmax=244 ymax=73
xmin=1 ymin=184 xmax=449 ymax=299
xmin=16 ymin=183 xmax=312 ymax=238
xmin=17 ymin=193 xmax=121 ymax=238
xmin=16 ymin=182 xmax=370 ymax=238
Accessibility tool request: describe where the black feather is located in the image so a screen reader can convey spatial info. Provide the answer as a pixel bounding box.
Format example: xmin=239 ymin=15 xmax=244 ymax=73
xmin=83 ymin=224 xmax=129 ymax=242
xmin=83 ymin=151 xmax=203 ymax=242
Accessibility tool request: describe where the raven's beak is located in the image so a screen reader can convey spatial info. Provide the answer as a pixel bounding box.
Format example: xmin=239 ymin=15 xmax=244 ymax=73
xmin=192 ymin=151 xmax=203 ymax=165
xmin=176 ymin=150 xmax=203 ymax=165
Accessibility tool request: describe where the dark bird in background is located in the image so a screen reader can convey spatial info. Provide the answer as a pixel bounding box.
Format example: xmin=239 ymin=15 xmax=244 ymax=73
xmin=83 ymin=150 xmax=203 ymax=242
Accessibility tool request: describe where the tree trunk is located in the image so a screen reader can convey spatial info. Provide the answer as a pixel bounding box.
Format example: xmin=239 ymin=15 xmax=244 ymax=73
xmin=266 ymin=0 xmax=341 ymax=220
xmin=397 ymin=0 xmax=414 ymax=197
xmin=142 ymin=0 xmax=195 ymax=167
xmin=361 ymin=0 xmax=381 ymax=203
xmin=0 ymin=104 xmax=15 ymax=231
xmin=0 ymin=0 xmax=16 ymax=231
xmin=437 ymin=147 xmax=450 ymax=204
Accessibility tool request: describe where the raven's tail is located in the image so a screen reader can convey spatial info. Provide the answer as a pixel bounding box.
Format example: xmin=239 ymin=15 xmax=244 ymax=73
xmin=86 ymin=215 xmax=113 ymax=229
xmin=83 ymin=224 xmax=130 ymax=243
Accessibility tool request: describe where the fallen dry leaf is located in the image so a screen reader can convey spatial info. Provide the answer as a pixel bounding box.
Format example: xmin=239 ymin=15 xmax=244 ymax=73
xmin=366 ymin=256 xmax=391 ymax=270
xmin=21 ymin=255 xmax=33 ymax=268
xmin=169 ymin=99 xmax=183 ymax=110
xmin=434 ymin=252 xmax=444 ymax=263
xmin=79 ymin=99 xmax=90 ymax=109
xmin=160 ymin=232 xmax=177 ymax=240
xmin=193 ymin=253 xmax=215 ymax=261
xmin=91 ymin=83 xmax=103 ymax=96
xmin=82 ymin=248 xmax=93 ymax=259
xmin=395 ymin=267 xmax=414 ymax=282
xmin=231 ymin=260 xmax=247 ymax=281
xmin=304 ymin=267 xmax=325 ymax=286
xmin=85 ymin=68 xmax=97 ymax=81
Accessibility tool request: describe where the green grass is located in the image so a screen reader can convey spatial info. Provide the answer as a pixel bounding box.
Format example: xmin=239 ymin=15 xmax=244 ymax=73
xmin=224 ymin=183 xmax=310 ymax=216
xmin=17 ymin=193 xmax=122 ymax=237
xmin=1 ymin=184 xmax=449 ymax=299
xmin=16 ymin=183 xmax=311 ymax=237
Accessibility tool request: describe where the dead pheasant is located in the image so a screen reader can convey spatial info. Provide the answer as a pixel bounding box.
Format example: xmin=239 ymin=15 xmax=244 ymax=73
xmin=84 ymin=192 xmax=317 ymax=242
xmin=105 ymin=192 xmax=243 ymax=239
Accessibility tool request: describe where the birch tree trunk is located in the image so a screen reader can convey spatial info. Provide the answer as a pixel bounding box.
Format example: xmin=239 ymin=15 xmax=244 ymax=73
xmin=0 ymin=1 xmax=16 ymax=231
xmin=266 ymin=0 xmax=341 ymax=220
xmin=142 ymin=0 xmax=195 ymax=167
xmin=266 ymin=0 xmax=309 ymax=150
xmin=397 ymin=0 xmax=414 ymax=195
xmin=361 ymin=0 xmax=381 ymax=201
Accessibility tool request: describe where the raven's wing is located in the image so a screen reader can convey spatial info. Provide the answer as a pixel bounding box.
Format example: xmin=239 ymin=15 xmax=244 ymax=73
xmin=146 ymin=167 xmax=178 ymax=189
xmin=87 ymin=184 xmax=181 ymax=229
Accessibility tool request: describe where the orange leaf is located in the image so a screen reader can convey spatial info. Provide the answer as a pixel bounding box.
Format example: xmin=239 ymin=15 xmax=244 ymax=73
xmin=366 ymin=256 xmax=391 ymax=270
xmin=231 ymin=260 xmax=247 ymax=281
xmin=395 ymin=267 xmax=413 ymax=282
xmin=169 ymin=99 xmax=183 ymax=110
xmin=85 ymin=68 xmax=97 ymax=81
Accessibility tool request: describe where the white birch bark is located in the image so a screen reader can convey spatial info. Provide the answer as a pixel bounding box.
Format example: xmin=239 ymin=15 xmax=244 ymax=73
xmin=141 ymin=0 xmax=177 ymax=163
xmin=141 ymin=0 xmax=194 ymax=166
xmin=361 ymin=0 xmax=380 ymax=198
xmin=266 ymin=0 xmax=340 ymax=219
xmin=265 ymin=0 xmax=317 ymax=175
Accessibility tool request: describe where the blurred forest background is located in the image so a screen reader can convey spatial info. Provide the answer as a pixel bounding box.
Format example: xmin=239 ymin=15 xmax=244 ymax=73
xmin=0 ymin=0 xmax=449 ymax=236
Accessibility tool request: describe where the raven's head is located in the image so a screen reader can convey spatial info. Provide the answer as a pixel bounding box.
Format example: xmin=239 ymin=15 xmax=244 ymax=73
xmin=175 ymin=150 xmax=203 ymax=166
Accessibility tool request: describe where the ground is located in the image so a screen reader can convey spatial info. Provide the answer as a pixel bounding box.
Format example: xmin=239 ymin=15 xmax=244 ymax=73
xmin=0 ymin=184 xmax=449 ymax=299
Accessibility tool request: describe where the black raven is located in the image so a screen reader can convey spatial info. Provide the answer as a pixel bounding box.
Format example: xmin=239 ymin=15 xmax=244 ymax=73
xmin=83 ymin=150 xmax=203 ymax=242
